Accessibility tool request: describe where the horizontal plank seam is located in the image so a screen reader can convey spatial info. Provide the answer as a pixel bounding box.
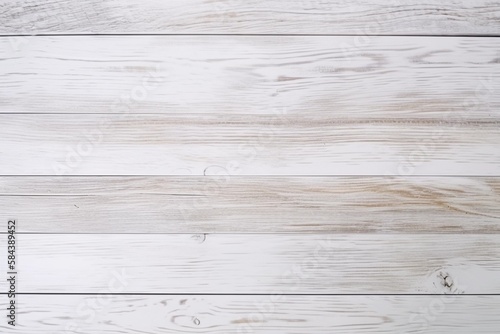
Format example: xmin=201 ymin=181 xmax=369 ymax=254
xmin=1 ymin=33 xmax=500 ymax=37
xmin=4 ymin=293 xmax=500 ymax=296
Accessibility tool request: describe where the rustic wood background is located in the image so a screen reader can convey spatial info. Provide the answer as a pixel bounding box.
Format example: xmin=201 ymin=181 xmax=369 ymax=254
xmin=1 ymin=0 xmax=499 ymax=333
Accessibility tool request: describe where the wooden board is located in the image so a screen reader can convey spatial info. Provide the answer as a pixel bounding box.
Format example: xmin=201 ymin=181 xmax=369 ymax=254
xmin=1 ymin=295 xmax=500 ymax=333
xmin=2 ymin=234 xmax=500 ymax=294
xmin=1 ymin=0 xmax=500 ymax=35
xmin=1 ymin=114 xmax=499 ymax=175
xmin=1 ymin=36 xmax=499 ymax=117
xmin=2 ymin=1 xmax=500 ymax=332
xmin=1 ymin=176 xmax=499 ymax=233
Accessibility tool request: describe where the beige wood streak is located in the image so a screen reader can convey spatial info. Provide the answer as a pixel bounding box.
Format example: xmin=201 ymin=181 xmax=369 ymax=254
xmin=0 ymin=114 xmax=499 ymax=175
xmin=1 ymin=0 xmax=499 ymax=35
xmin=1 ymin=295 xmax=500 ymax=333
xmin=1 ymin=176 xmax=499 ymax=233
xmin=1 ymin=234 xmax=500 ymax=294
xmin=1 ymin=36 xmax=499 ymax=116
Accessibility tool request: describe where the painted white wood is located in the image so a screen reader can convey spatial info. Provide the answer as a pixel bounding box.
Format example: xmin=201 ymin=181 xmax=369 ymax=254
xmin=1 ymin=36 xmax=499 ymax=117
xmin=1 ymin=176 xmax=499 ymax=233
xmin=1 ymin=114 xmax=498 ymax=175
xmin=2 ymin=234 xmax=500 ymax=294
xmin=0 ymin=2 xmax=499 ymax=332
xmin=1 ymin=0 xmax=499 ymax=35
xmin=1 ymin=295 xmax=500 ymax=333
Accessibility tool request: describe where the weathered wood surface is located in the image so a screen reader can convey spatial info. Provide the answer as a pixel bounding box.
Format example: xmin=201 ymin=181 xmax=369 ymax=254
xmin=1 ymin=1 xmax=500 ymax=332
xmin=1 ymin=114 xmax=499 ymax=175
xmin=1 ymin=36 xmax=499 ymax=117
xmin=1 ymin=176 xmax=499 ymax=233
xmin=1 ymin=295 xmax=500 ymax=333
xmin=1 ymin=0 xmax=499 ymax=35
xmin=1 ymin=234 xmax=499 ymax=294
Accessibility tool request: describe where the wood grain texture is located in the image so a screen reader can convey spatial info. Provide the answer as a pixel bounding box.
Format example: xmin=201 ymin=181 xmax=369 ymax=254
xmin=1 ymin=295 xmax=500 ymax=333
xmin=1 ymin=36 xmax=499 ymax=117
xmin=1 ymin=176 xmax=499 ymax=233
xmin=1 ymin=0 xmax=499 ymax=35
xmin=2 ymin=234 xmax=500 ymax=294
xmin=1 ymin=114 xmax=499 ymax=175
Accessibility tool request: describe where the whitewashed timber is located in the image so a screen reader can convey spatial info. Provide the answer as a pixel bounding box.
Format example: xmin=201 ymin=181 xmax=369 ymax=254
xmin=0 ymin=176 xmax=498 ymax=233
xmin=0 ymin=0 xmax=499 ymax=35
xmin=0 ymin=295 xmax=499 ymax=333
xmin=1 ymin=36 xmax=499 ymax=117
xmin=1 ymin=234 xmax=499 ymax=294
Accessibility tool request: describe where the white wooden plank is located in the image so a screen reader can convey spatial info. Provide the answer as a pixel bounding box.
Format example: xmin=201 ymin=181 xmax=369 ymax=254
xmin=1 ymin=295 xmax=499 ymax=333
xmin=1 ymin=176 xmax=499 ymax=233
xmin=1 ymin=114 xmax=499 ymax=175
xmin=2 ymin=234 xmax=500 ymax=293
xmin=1 ymin=0 xmax=499 ymax=35
xmin=1 ymin=36 xmax=499 ymax=117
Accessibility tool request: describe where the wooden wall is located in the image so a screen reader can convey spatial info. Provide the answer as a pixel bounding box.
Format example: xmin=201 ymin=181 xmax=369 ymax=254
xmin=1 ymin=1 xmax=499 ymax=332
